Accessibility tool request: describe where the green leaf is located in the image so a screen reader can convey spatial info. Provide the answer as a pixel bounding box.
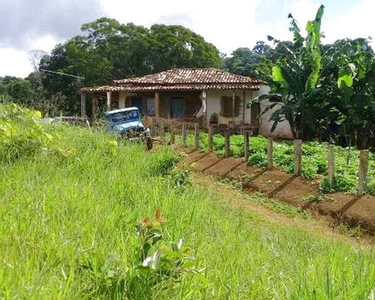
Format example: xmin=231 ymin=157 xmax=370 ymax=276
xmin=337 ymin=71 xmax=353 ymax=88
xmin=272 ymin=66 xmax=289 ymax=89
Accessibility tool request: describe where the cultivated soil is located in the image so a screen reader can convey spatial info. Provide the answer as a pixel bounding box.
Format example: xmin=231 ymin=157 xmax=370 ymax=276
xmin=182 ymin=147 xmax=375 ymax=240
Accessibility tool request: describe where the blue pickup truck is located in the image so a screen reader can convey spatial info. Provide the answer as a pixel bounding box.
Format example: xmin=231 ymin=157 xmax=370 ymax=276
xmin=104 ymin=107 xmax=153 ymax=150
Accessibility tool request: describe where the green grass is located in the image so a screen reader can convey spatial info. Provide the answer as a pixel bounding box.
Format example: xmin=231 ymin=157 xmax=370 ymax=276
xmin=176 ymin=132 xmax=375 ymax=194
xmin=2 ymin=111 xmax=375 ymax=298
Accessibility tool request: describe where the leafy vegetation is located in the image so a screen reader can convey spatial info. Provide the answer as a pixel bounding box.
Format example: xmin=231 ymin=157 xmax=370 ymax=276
xmin=38 ymin=19 xmax=223 ymax=115
xmin=177 ymin=132 xmax=375 ymax=194
xmin=249 ymin=5 xmax=375 ymax=149
xmin=250 ymin=5 xmax=325 ymax=139
xmin=0 ymin=103 xmax=57 ymax=162
xmin=2 ymin=104 xmax=375 ymax=299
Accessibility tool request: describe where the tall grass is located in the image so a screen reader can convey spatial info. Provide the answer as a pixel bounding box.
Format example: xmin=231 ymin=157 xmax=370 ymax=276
xmin=1 ymin=125 xmax=375 ymax=299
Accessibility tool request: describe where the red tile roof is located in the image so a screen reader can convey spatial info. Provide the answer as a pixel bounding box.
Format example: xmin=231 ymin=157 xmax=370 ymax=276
xmin=80 ymin=68 xmax=263 ymax=93
xmin=113 ymin=68 xmax=262 ymax=85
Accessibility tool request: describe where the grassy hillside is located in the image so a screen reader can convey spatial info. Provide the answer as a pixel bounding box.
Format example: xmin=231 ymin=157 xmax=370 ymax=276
xmin=1 ymin=105 xmax=375 ymax=299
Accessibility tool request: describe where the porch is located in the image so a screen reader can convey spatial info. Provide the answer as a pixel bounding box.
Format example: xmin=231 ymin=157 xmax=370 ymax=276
xmin=80 ymin=89 xmax=261 ymax=131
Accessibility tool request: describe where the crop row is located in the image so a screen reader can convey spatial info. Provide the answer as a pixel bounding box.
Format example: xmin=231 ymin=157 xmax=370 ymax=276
xmin=176 ymin=132 xmax=375 ymax=194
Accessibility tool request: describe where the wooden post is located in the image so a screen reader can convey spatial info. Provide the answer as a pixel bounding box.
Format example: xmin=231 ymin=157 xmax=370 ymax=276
xmin=225 ymin=130 xmax=230 ymax=158
xmin=267 ymin=137 xmax=273 ymax=169
xmin=159 ymin=118 xmax=164 ymax=135
xmin=242 ymin=90 xmax=246 ymax=124
xmin=170 ymin=121 xmax=175 ymax=144
xmin=294 ymin=140 xmax=302 ymax=176
xmin=144 ymin=115 xmax=150 ymax=128
xmin=80 ymin=93 xmax=86 ymax=117
xmin=232 ymin=90 xmax=236 ymax=127
xmin=328 ymin=145 xmax=335 ymax=186
xmin=151 ymin=117 xmax=156 ymax=137
xmin=208 ymin=125 xmax=214 ymax=152
xmin=106 ymin=91 xmax=112 ymax=111
xmin=244 ymin=131 xmax=250 ymax=161
xmin=155 ymin=92 xmax=160 ymax=118
xmin=182 ymin=122 xmax=187 ymax=147
xmin=358 ymin=150 xmax=369 ymax=194
xmin=92 ymin=95 xmax=98 ymax=123
xmin=194 ymin=123 xmax=200 ymax=149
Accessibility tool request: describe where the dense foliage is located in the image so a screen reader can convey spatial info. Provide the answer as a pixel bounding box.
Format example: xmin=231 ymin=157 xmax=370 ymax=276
xmin=38 ymin=18 xmax=222 ymax=114
xmin=246 ymin=5 xmax=375 ymax=148
xmin=0 ymin=103 xmax=57 ymax=162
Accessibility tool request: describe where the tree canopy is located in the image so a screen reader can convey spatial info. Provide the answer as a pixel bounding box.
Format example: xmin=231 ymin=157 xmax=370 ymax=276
xmin=34 ymin=18 xmax=223 ymax=114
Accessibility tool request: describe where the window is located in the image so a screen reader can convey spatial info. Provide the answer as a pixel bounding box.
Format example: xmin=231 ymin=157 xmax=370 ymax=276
xmin=146 ymin=98 xmax=155 ymax=115
xmin=220 ymin=96 xmax=241 ymax=117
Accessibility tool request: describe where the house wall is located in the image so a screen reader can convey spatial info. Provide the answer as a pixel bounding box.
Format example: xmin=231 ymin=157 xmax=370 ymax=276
xmin=257 ymin=85 xmax=293 ymax=139
xmin=205 ymin=86 xmax=293 ymax=139
xmin=120 ymin=91 xmax=202 ymax=118
xmin=206 ymin=89 xmax=259 ymax=125
xmin=159 ymin=91 xmax=202 ymax=118
xmin=118 ymin=91 xmax=137 ymax=108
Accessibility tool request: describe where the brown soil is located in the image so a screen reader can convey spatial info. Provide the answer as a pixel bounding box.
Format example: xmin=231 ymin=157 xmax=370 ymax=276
xmin=179 ymin=147 xmax=375 ymax=237
xmin=193 ymin=173 xmax=375 ymax=247
xmin=204 ymin=157 xmax=244 ymax=177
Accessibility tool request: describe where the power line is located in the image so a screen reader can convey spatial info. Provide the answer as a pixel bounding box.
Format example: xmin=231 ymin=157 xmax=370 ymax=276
xmin=40 ymin=69 xmax=85 ymax=80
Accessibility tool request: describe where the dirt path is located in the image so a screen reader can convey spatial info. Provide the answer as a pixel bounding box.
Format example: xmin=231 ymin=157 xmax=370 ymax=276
xmin=193 ymin=173 xmax=375 ymax=247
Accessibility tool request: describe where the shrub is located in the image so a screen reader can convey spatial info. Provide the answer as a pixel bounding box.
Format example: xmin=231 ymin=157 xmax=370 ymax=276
xmin=248 ymin=152 xmax=267 ymax=167
xmin=0 ymin=103 xmax=55 ymax=163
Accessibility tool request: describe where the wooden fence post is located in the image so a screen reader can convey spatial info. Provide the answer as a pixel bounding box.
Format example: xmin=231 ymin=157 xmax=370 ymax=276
xmin=182 ymin=123 xmax=187 ymax=147
xmin=358 ymin=150 xmax=369 ymax=194
xmin=244 ymin=131 xmax=250 ymax=161
xmin=151 ymin=117 xmax=156 ymax=137
xmin=225 ymin=130 xmax=231 ymax=158
xmin=328 ymin=145 xmax=335 ymax=186
xmin=159 ymin=118 xmax=164 ymax=135
xmin=208 ymin=125 xmax=214 ymax=152
xmin=267 ymin=137 xmax=273 ymax=169
xmin=194 ymin=123 xmax=200 ymax=149
xmin=170 ymin=120 xmax=175 ymax=144
xmin=294 ymin=140 xmax=302 ymax=176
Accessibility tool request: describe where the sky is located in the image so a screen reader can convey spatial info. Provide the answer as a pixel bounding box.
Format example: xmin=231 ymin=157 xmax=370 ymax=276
xmin=0 ymin=0 xmax=373 ymax=78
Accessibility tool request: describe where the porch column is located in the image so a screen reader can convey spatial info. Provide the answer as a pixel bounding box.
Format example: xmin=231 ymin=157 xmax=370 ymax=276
xmin=155 ymin=92 xmax=160 ymax=118
xmin=80 ymin=93 xmax=86 ymax=117
xmin=200 ymin=90 xmax=207 ymax=126
xmin=242 ymin=90 xmax=246 ymax=124
xmin=106 ymin=91 xmax=112 ymax=111
xmin=232 ymin=90 xmax=236 ymax=127
xmin=92 ymin=93 xmax=98 ymax=123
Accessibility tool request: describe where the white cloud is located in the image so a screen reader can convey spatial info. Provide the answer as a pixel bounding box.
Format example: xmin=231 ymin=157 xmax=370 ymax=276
xmin=324 ymin=0 xmax=375 ymax=43
xmin=0 ymin=34 xmax=59 ymax=77
xmin=2 ymin=0 xmax=375 ymax=77
xmin=0 ymin=49 xmax=33 ymax=78
xmin=100 ymin=0 xmax=262 ymax=54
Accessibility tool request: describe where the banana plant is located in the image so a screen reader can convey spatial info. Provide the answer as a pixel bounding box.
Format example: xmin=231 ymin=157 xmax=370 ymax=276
xmin=335 ymin=39 xmax=375 ymax=149
xmin=249 ymin=5 xmax=324 ymax=139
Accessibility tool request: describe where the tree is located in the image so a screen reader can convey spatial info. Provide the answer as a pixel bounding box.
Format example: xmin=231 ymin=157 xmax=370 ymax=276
xmin=329 ymin=38 xmax=375 ymax=149
xmin=40 ymin=18 xmax=223 ymax=114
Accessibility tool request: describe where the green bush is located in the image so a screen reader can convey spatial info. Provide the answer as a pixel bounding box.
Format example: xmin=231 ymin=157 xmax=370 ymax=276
xmin=0 ymin=103 xmax=55 ymax=163
xmin=248 ymin=152 xmax=267 ymax=167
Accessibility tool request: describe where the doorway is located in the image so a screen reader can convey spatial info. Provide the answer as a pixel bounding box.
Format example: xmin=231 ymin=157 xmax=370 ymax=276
xmin=170 ymin=97 xmax=184 ymax=118
xmin=131 ymin=97 xmax=143 ymax=114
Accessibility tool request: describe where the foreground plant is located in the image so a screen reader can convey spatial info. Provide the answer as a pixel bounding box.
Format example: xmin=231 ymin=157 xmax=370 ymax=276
xmin=127 ymin=207 xmax=206 ymax=298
